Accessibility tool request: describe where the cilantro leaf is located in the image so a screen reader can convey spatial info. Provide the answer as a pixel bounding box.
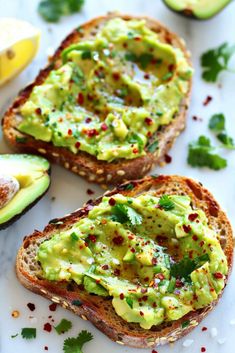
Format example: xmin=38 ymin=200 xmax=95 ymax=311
xmin=128 ymin=133 xmax=145 ymax=153
xmin=138 ymin=53 xmax=154 ymax=69
xmin=38 ymin=0 xmax=85 ymax=23
xmin=21 ymin=328 xmax=36 ymax=340
xmin=147 ymin=140 xmax=158 ymax=153
xmin=158 ymin=195 xmax=175 ymax=211
xmin=182 ymin=320 xmax=190 ymax=329
xmin=63 ymin=330 xmax=93 ymax=353
xmin=55 ymin=319 xmax=72 ymax=335
xmin=111 ymin=204 xmax=142 ymax=225
xmin=188 ymin=135 xmax=227 ymax=170
xmin=209 ymin=113 xmax=225 ymax=132
xmin=170 ymin=254 xmax=209 ymax=282
xmin=126 ymin=297 xmax=134 ymax=308
xmin=201 ymin=42 xmax=235 ymax=82
xmin=217 ymin=132 xmax=235 ymax=149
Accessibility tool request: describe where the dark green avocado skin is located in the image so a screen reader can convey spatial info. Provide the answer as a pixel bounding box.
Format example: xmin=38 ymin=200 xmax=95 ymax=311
xmin=163 ymin=0 xmax=232 ymax=20
xmin=0 ymin=154 xmax=51 ymax=230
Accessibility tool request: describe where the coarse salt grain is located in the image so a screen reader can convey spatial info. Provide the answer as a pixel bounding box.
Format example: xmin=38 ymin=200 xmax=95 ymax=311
xmin=217 ymin=338 xmax=226 ymax=345
xmin=182 ymin=339 xmax=194 ymax=347
xmin=210 ymin=327 xmax=218 ymax=338
xmin=29 ymin=317 xmax=38 ymax=324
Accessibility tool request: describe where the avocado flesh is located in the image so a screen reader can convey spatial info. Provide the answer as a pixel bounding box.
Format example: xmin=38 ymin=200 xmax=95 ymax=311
xmin=0 ymin=154 xmax=50 ymax=228
xmin=163 ymin=0 xmax=231 ymax=19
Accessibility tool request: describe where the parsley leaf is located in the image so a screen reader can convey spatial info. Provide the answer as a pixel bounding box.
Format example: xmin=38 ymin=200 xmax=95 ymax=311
xmin=170 ymin=254 xmax=209 ymax=282
xmin=158 ymin=195 xmax=175 ymax=211
xmin=201 ymin=42 xmax=235 ymax=82
xmin=38 ymin=0 xmax=85 ymax=23
xmin=55 ymin=319 xmax=72 ymax=335
xmin=209 ymin=113 xmax=235 ymax=150
xmin=188 ymin=135 xmax=227 ymax=170
xmin=63 ymin=330 xmax=93 ymax=353
xmin=21 ymin=328 xmax=36 ymax=340
xmin=111 ymin=204 xmax=142 ymax=225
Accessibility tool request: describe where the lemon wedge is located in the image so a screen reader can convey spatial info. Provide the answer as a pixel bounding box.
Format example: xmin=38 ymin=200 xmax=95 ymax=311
xmin=0 ymin=18 xmax=40 ymax=86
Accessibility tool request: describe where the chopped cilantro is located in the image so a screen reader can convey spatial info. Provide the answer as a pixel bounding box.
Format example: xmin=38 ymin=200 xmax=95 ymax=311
xmin=188 ymin=135 xmax=227 ymax=170
xmin=158 ymin=195 xmax=175 ymax=211
xmin=71 ymin=232 xmax=79 ymax=241
xmin=15 ymin=136 xmax=27 ymax=143
xmin=21 ymin=328 xmax=36 ymax=340
xmin=139 ymin=53 xmax=153 ymax=69
xmin=38 ymin=0 xmax=85 ymax=23
xmin=170 ymin=254 xmax=210 ymax=282
xmin=71 ymin=299 xmax=82 ymax=306
xmin=111 ymin=204 xmax=142 ymax=226
xmin=124 ymin=183 xmax=134 ymax=191
xmin=54 ymin=319 xmax=72 ymax=335
xmin=217 ymin=132 xmax=235 ymax=149
xmin=147 ymin=140 xmax=158 ymax=153
xmin=126 ymin=297 xmax=134 ymax=308
xmin=11 ymin=333 xmax=19 ymax=339
xmin=201 ymin=42 xmax=235 ymax=82
xmin=63 ymin=330 xmax=93 ymax=353
xmin=182 ymin=320 xmax=190 ymax=329
xmin=167 ymin=277 xmax=176 ymax=293
xmin=209 ymin=113 xmax=235 ymax=149
xmin=129 ymin=133 xmax=144 ymax=153
xmin=125 ymin=52 xmax=138 ymax=62
xmin=162 ymin=72 xmax=173 ymax=81
xmin=81 ymin=50 xmax=92 ymax=60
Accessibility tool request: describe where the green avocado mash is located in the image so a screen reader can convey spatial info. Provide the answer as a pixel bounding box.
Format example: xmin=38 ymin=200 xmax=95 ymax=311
xmin=18 ymin=18 xmax=192 ymax=162
xmin=37 ymin=193 xmax=227 ymax=329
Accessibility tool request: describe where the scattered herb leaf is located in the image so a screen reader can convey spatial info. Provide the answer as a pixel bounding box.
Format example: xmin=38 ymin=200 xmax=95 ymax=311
xmin=126 ymin=297 xmax=134 ymax=309
xmin=63 ymin=330 xmax=93 ymax=353
xmin=54 ymin=319 xmax=72 ymax=335
xmin=209 ymin=113 xmax=235 ymax=149
xmin=147 ymin=140 xmax=158 ymax=153
xmin=15 ymin=136 xmax=27 ymax=143
xmin=182 ymin=320 xmax=190 ymax=329
xmin=217 ymin=132 xmax=235 ymax=149
xmin=111 ymin=204 xmax=142 ymax=225
xmin=170 ymin=254 xmax=209 ymax=282
xmin=38 ymin=0 xmax=85 ymax=23
xmin=11 ymin=333 xmax=19 ymax=339
xmin=71 ymin=299 xmax=82 ymax=307
xmin=158 ymin=195 xmax=175 ymax=211
xmin=21 ymin=328 xmax=36 ymax=340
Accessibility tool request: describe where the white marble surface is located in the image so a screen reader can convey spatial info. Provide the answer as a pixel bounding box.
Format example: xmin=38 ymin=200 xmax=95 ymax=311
xmin=0 ymin=0 xmax=235 ymax=352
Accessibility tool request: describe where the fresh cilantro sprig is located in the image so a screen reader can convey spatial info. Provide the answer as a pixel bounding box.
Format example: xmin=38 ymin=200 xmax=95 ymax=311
xmin=209 ymin=113 xmax=235 ymax=149
xmin=55 ymin=319 xmax=72 ymax=335
xmin=170 ymin=254 xmax=209 ymax=282
xmin=38 ymin=0 xmax=85 ymax=23
xmin=111 ymin=204 xmax=142 ymax=226
xmin=188 ymin=135 xmax=227 ymax=170
xmin=158 ymin=195 xmax=175 ymax=211
xmin=201 ymin=42 xmax=235 ymax=82
xmin=63 ymin=330 xmax=93 ymax=353
xmin=21 ymin=328 xmax=36 ymax=339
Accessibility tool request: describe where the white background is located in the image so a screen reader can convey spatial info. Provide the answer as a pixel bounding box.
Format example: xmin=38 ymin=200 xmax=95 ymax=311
xmin=0 ymin=0 xmax=235 ymax=352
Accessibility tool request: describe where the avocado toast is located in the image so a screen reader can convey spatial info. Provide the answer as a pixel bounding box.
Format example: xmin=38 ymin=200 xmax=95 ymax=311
xmin=16 ymin=175 xmax=233 ymax=348
xmin=2 ymin=14 xmax=192 ymax=186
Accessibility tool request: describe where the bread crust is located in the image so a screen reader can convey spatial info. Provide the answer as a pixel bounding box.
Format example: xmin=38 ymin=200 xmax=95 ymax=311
xmin=16 ymin=175 xmax=233 ymax=348
xmin=2 ymin=13 xmax=192 ymax=186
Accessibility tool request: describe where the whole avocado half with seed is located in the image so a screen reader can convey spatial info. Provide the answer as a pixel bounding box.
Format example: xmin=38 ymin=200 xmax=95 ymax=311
xmin=163 ymin=0 xmax=232 ymax=20
xmin=0 ymin=154 xmax=50 ymax=230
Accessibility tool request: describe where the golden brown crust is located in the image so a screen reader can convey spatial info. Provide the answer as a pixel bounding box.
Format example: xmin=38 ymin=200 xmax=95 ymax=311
xmin=2 ymin=13 xmax=192 ymax=186
xmin=16 ymin=175 xmax=233 ymax=348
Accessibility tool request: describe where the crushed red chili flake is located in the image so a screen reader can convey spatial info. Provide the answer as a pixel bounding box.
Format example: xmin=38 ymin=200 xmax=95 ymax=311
xmin=87 ymin=128 xmax=99 ymax=137
xmin=139 ymin=310 xmax=144 ymax=316
xmin=77 ymin=92 xmax=84 ymax=105
xmin=152 ymin=257 xmax=157 ymax=265
xmin=120 ymin=293 xmax=124 ymax=300
xmin=113 ymin=268 xmax=120 ymax=276
xmin=145 ymin=117 xmax=153 ymax=125
xmin=202 ymin=326 xmax=208 ymax=331
xmin=49 ymin=303 xmax=57 ymax=312
xmin=203 ymin=95 xmax=212 ymax=106
xmin=112 ymin=72 xmax=120 ymax=80
xmin=192 ymin=115 xmax=202 ymax=121
xmin=67 ymin=129 xmax=72 ymax=136
xmin=152 ymin=302 xmax=157 ymax=308
xmin=192 ymin=235 xmax=198 ymax=241
xmin=102 ymin=264 xmax=109 ymax=270
xmin=213 ymin=272 xmax=223 ymax=279
xmin=85 ymin=117 xmax=92 ymax=123
xmin=144 ymin=277 xmax=149 ymax=282
xmin=35 ymin=107 xmax=42 ymax=115
xmin=175 ymin=279 xmax=183 ymax=288
xmin=144 ymin=73 xmax=150 ymax=79
xmin=188 ymin=213 xmax=198 ymax=221
xmin=200 ymin=240 xmax=205 ymax=247
xmin=44 ymin=347 xmax=48 ymax=351
xmin=201 ymin=347 xmax=206 ymax=352
xmin=87 ymin=188 xmax=94 ymax=195
xmin=134 ymin=36 xmax=141 ymax=41
xmin=141 ymin=288 xmax=148 ymax=294
xmin=133 ymin=148 xmax=139 ymax=154
xmin=101 ymin=123 xmax=108 ymax=131
xmin=157 ymin=273 xmax=165 ymax=281
xmin=113 ymin=236 xmax=124 ymax=245
xmin=130 ymin=247 xmax=136 ymax=253
xmin=75 ymin=141 xmax=81 ymax=149
xmin=183 ymin=224 xmax=192 ymax=233
xmin=27 ymin=303 xmax=35 ymax=311
xmin=109 ymin=197 xmax=116 ymax=206
xmin=152 ymin=350 xmax=158 ymax=353
xmin=164 ymin=154 xmax=172 ymax=164
xmin=142 ymin=296 xmax=148 ymax=302
xmin=44 ymin=322 xmax=52 ymax=332
xmin=88 ymin=234 xmax=97 ymax=243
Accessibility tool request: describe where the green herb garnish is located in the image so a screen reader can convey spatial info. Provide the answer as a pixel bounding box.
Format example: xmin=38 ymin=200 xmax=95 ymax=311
xmin=71 ymin=232 xmax=79 ymax=241
xmin=38 ymin=0 xmax=85 ymax=23
xmin=182 ymin=320 xmax=190 ymax=329
xmin=167 ymin=277 xmax=176 ymax=293
xmin=209 ymin=113 xmax=235 ymax=149
xmin=188 ymin=135 xmax=227 ymax=170
xmin=158 ymin=195 xmax=175 ymax=211
xmin=170 ymin=254 xmax=210 ymax=282
xmin=147 ymin=140 xmax=158 ymax=153
xmin=21 ymin=328 xmax=36 ymax=340
xmin=201 ymin=42 xmax=235 ymax=82
xmin=126 ymin=297 xmax=134 ymax=309
xmin=71 ymin=299 xmax=82 ymax=306
xmin=111 ymin=204 xmax=142 ymax=226
xmin=15 ymin=136 xmax=27 ymax=143
xmin=55 ymin=319 xmax=72 ymax=335
xmin=63 ymin=330 xmax=93 ymax=353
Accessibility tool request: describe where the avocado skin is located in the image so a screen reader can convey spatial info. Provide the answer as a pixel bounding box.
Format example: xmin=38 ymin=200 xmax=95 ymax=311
xmin=163 ymin=0 xmax=232 ymax=20
xmin=0 ymin=155 xmax=51 ymax=230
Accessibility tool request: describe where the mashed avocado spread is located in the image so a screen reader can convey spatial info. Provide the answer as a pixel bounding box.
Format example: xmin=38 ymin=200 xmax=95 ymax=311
xmin=37 ymin=192 xmax=227 ymax=329
xmin=18 ymin=18 xmax=192 ymax=162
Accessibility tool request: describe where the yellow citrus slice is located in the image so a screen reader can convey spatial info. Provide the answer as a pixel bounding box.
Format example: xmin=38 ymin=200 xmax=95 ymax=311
xmin=0 ymin=18 xmax=40 ymax=86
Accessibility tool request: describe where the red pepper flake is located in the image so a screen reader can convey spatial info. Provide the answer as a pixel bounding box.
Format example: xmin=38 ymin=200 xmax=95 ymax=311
xmin=86 ymin=188 xmax=94 ymax=195
xmin=192 ymin=235 xmax=198 ymax=241
xmin=130 ymin=247 xmax=136 ymax=253
xmin=213 ymin=272 xmax=223 ymax=279
xmin=120 ymin=293 xmax=124 ymax=300
xmin=102 ymin=264 xmax=109 ymax=270
xmin=152 ymin=350 xmax=158 ymax=353
xmin=188 ymin=213 xmax=198 ymax=222
xmin=44 ymin=347 xmax=48 ymax=351
xmin=142 ymin=296 xmax=148 ymax=302
xmin=43 ymin=322 xmax=52 ymax=332
xmin=164 ymin=154 xmax=172 ymax=164
xmin=49 ymin=303 xmax=57 ymax=312
xmin=75 ymin=141 xmax=81 ymax=149
xmin=67 ymin=128 xmax=72 ymax=136
xmin=152 ymin=257 xmax=157 ymax=265
xmin=183 ymin=224 xmax=192 ymax=233
xmin=201 ymin=347 xmax=206 ymax=352
xmin=141 ymin=288 xmax=148 ymax=294
xmin=145 ymin=117 xmax=153 ymax=125
xmin=96 ymin=279 xmax=101 ymax=284
xmin=134 ymin=36 xmax=141 ymax=41
xmin=35 ymin=107 xmax=42 ymax=115
xmin=87 ymin=93 xmax=94 ymax=101
xmin=114 ymin=268 xmax=120 ymax=276
xmin=87 ymin=128 xmax=99 ymax=137
xmin=192 ymin=115 xmax=202 ymax=121
xmin=27 ymin=303 xmax=35 ymax=311
xmin=175 ymin=279 xmax=183 ymax=288
xmin=133 ymin=148 xmax=139 ymax=154
xmin=202 ymin=326 xmax=208 ymax=332
xmin=88 ymin=234 xmax=97 ymax=243
xmin=152 ymin=302 xmax=157 ymax=308
xmin=77 ymin=92 xmax=84 ymax=105
xmin=200 ymin=240 xmax=205 ymax=247
xmin=109 ymin=197 xmax=116 ymax=206
xmin=112 ymin=72 xmax=120 ymax=80
xmin=157 ymin=273 xmax=165 ymax=281
xmin=144 ymin=277 xmax=149 ymax=282
xmin=113 ymin=236 xmax=124 ymax=245
xmin=85 ymin=117 xmax=92 ymax=123
xmin=101 ymin=123 xmax=108 ymax=131
xmin=144 ymin=73 xmax=150 ymax=80
xmin=139 ymin=310 xmax=144 ymax=316
xmin=203 ymin=95 xmax=212 ymax=106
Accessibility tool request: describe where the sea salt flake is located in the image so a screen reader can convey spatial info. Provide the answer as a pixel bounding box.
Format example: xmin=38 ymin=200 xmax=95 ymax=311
xmin=217 ymin=338 xmax=226 ymax=345
xmin=210 ymin=327 xmax=218 ymax=338
xmin=182 ymin=339 xmax=194 ymax=347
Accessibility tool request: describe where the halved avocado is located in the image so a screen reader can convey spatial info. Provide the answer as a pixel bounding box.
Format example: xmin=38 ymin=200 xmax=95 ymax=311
xmin=0 ymin=154 xmax=50 ymax=229
xmin=163 ymin=0 xmax=232 ymax=19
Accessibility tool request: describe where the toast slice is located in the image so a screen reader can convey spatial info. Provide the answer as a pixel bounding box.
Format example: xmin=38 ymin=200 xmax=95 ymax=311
xmin=2 ymin=13 xmax=192 ymax=186
xmin=16 ymin=175 xmax=233 ymax=348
